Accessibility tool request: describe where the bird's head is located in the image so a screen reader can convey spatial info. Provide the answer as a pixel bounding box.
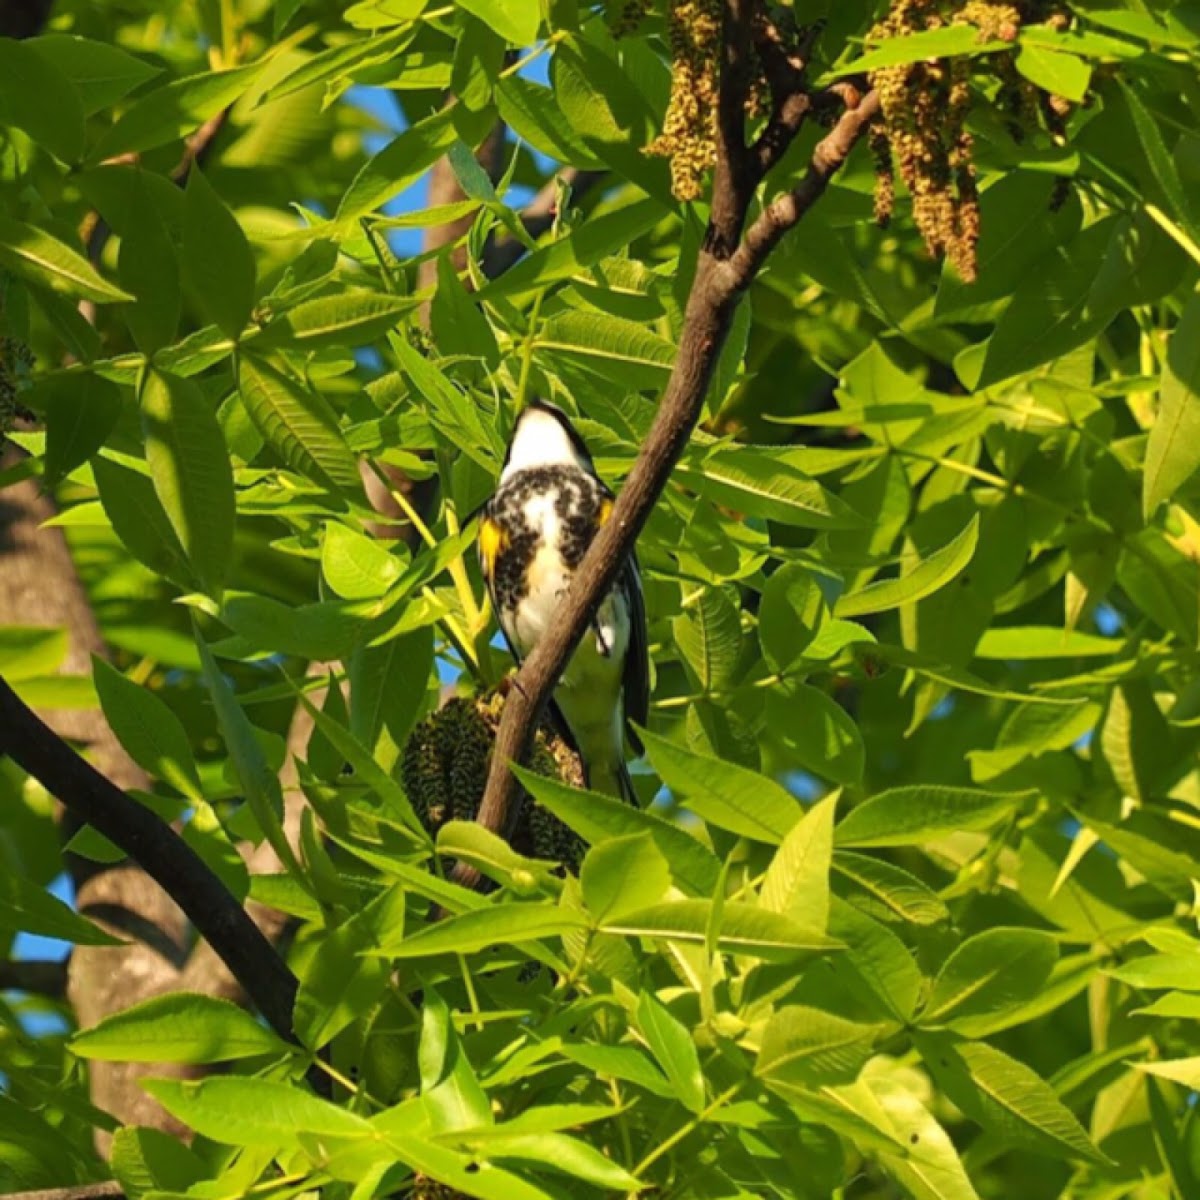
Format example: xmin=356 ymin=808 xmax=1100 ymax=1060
xmin=500 ymin=399 xmax=595 ymax=481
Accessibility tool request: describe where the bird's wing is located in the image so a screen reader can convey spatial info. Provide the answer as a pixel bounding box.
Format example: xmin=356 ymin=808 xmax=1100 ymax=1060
xmin=621 ymin=551 xmax=650 ymax=755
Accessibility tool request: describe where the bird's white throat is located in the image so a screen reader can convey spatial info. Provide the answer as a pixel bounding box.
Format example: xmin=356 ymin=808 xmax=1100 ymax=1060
xmin=500 ymin=407 xmax=590 ymax=482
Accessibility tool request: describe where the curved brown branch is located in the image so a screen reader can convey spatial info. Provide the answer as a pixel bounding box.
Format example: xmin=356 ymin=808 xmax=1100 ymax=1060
xmin=468 ymin=73 xmax=881 ymax=874
xmin=0 ymin=678 xmax=300 ymax=1044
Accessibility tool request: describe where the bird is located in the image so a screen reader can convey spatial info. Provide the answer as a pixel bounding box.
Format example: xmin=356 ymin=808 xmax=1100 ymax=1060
xmin=477 ymin=399 xmax=648 ymax=803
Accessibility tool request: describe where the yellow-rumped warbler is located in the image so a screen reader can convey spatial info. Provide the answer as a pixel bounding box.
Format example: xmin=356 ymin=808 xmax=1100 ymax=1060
xmin=478 ymin=400 xmax=648 ymax=802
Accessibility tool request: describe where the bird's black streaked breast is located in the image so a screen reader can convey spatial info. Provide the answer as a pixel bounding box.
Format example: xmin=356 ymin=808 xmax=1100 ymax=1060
xmin=486 ymin=464 xmax=610 ymax=610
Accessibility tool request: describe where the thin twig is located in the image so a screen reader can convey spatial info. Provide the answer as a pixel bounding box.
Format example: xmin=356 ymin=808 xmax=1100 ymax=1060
xmin=0 ymin=678 xmax=301 ymax=1044
xmin=464 ymin=1 xmax=879 ymax=879
xmin=0 ymin=957 xmax=68 ymax=997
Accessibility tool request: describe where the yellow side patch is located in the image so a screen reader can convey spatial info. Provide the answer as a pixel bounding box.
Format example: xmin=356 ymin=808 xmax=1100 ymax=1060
xmin=478 ymin=517 xmax=509 ymax=580
xmin=598 ymin=497 xmax=615 ymax=526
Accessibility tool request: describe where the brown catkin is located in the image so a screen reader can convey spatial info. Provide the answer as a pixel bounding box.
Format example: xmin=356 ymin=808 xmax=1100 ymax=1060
xmin=866 ymin=0 xmax=1080 ymax=281
xmin=645 ymin=0 xmax=723 ymax=200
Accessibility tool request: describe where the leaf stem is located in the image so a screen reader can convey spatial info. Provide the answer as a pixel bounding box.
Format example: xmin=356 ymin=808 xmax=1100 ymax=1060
xmin=631 ymin=1080 xmax=744 ymax=1181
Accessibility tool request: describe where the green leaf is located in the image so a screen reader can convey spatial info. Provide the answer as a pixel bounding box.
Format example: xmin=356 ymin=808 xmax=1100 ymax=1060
xmin=559 ymin=1043 xmax=673 ymax=1098
xmin=1144 ymin=290 xmax=1200 ymax=517
xmin=0 ymin=37 xmax=84 ymax=162
xmin=92 ymin=658 xmax=203 ymax=803
xmin=636 ymin=991 xmax=705 ymax=1113
xmin=638 ymin=726 xmax=800 ymax=844
xmin=71 ymin=992 xmax=288 ymax=1063
xmin=761 ymin=793 xmax=837 ymax=932
xmin=0 ymin=216 xmax=133 ymax=303
xmin=392 ymin=336 xmax=500 ymax=469
xmin=975 ymin=218 xmax=1115 ymax=388
xmin=336 ymin=107 xmax=457 ymax=221
xmin=672 ymin=586 xmax=741 ymax=692
xmin=218 ymin=593 xmax=370 ymax=659
xmin=293 ymin=686 xmax=428 ymax=840
xmin=478 ymin=197 xmax=661 ymax=301
xmin=456 ymin=0 xmax=540 ymax=44
xmin=109 ymin=1126 xmax=206 ymax=1200
xmin=39 ymin=371 xmax=122 ymax=488
xmin=756 ymin=1005 xmax=885 ymax=1087
xmin=677 ymin=446 xmax=864 ymax=529
xmin=968 ymin=700 xmax=1099 ymax=784
xmin=374 ymin=902 xmax=586 ymax=958
xmin=581 ymin=832 xmax=671 ymax=922
xmin=864 ymin=1076 xmax=983 ymax=1200
xmin=835 ymin=786 xmax=1028 ymax=848
xmin=118 ymin=175 xmax=181 ymax=354
xmin=348 ymin=627 xmax=432 ymax=756
xmin=237 ymin=351 xmax=363 ymax=495
xmin=470 ymin=1131 xmax=642 ymax=1192
xmin=0 ymin=871 xmax=122 ymax=946
xmin=437 ymin=822 xmax=556 ymax=894
xmin=1118 ymin=80 xmax=1199 ymax=240
xmin=513 ymin=767 xmax=721 ymax=896
xmin=93 ymin=455 xmax=190 ymax=583
xmin=917 ymin=1034 xmax=1108 ymax=1165
xmin=195 ymin=629 xmax=306 ymax=886
xmin=836 ymin=25 xmax=1008 ymax=73
xmin=974 ymin=625 xmax=1121 ymax=659
xmin=835 ymin=515 xmax=980 ymax=617
xmin=495 ymin=76 xmax=603 ymax=169
xmin=183 ymin=167 xmax=256 ymax=341
xmin=31 ymin=34 xmax=160 ymax=114
xmin=322 ymin=521 xmax=403 ymax=600
xmin=1135 ymin=1058 xmax=1200 ymax=1089
xmin=1015 ymin=45 xmax=1091 ymax=102
xmin=922 ymin=928 xmax=1059 ymax=1030
xmin=140 ymin=367 xmax=235 ymax=595
xmin=537 ymin=309 xmax=675 ymax=390
xmin=431 ymin=256 xmax=499 ymax=366
xmin=1107 ymin=954 xmax=1200 ymax=991
xmin=603 ymin=899 xmax=842 ymax=961
xmin=261 ymin=289 xmax=414 ymax=348
xmin=767 ymin=682 xmax=864 ymax=785
xmin=144 ymin=1077 xmax=370 ymax=1145
xmin=91 ymin=62 xmax=264 ymax=161
xmin=832 ymin=852 xmax=949 ymax=928
xmin=294 ymin=885 xmax=405 ymax=1050
xmin=758 ymin=563 xmax=827 ymax=673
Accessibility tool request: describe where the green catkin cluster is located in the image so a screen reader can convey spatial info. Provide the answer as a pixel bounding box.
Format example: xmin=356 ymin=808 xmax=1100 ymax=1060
xmin=610 ymin=0 xmax=653 ymax=38
xmin=400 ymin=694 xmax=585 ymax=870
xmin=0 ymin=279 xmax=33 ymax=437
xmin=0 ymin=336 xmax=33 ymax=435
xmin=869 ymin=0 xmax=1080 ymax=282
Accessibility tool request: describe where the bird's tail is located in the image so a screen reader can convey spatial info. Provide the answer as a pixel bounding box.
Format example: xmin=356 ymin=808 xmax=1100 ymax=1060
xmin=585 ymin=755 xmax=638 ymax=806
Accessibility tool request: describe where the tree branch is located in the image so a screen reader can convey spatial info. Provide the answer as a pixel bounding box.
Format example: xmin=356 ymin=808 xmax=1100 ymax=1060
xmin=0 ymin=678 xmax=300 ymax=1044
xmin=730 ymin=91 xmax=880 ymax=281
xmin=0 ymin=1185 xmax=124 ymax=1200
xmin=0 ymin=957 xmax=67 ymax=997
xmin=466 ymin=73 xmax=880 ymax=877
xmin=706 ymin=0 xmax=756 ymax=258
